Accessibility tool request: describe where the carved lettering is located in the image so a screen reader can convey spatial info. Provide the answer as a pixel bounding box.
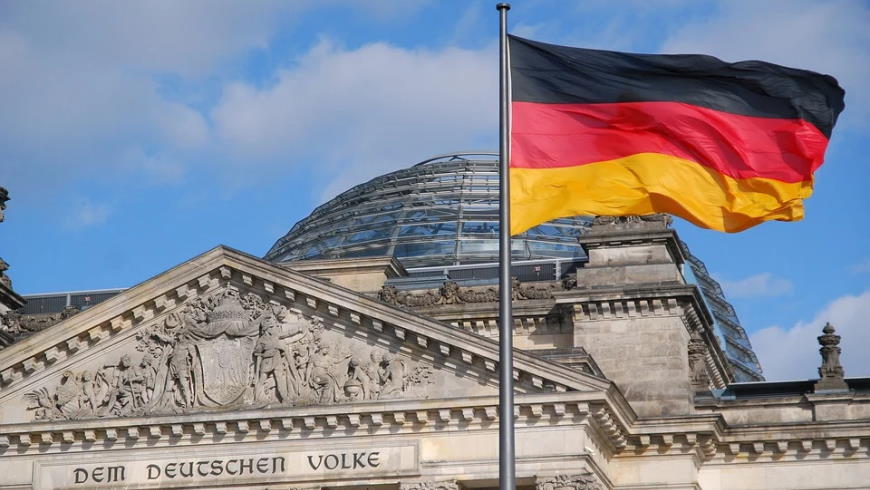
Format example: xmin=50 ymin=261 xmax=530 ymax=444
xmin=135 ymin=456 xmax=289 ymax=482
xmin=368 ymin=452 xmax=381 ymax=467
xmin=256 ymin=457 xmax=270 ymax=473
xmin=273 ymin=456 xmax=285 ymax=473
xmin=52 ymin=447 xmax=411 ymax=487
xmin=308 ymin=455 xmax=323 ymax=470
xmin=307 ymin=451 xmax=381 ymax=471
xmin=106 ymin=466 xmax=125 ymax=483
xmin=73 ymin=466 xmax=125 ymax=484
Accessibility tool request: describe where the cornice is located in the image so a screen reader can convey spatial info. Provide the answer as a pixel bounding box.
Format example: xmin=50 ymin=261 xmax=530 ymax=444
xmin=0 ymin=246 xmax=612 ymax=400
xmin=0 ymin=282 xmax=25 ymax=309
xmin=578 ymin=226 xmax=686 ymax=267
xmin=282 ymin=256 xmax=407 ymax=279
xmin=0 ymin=391 xmax=627 ymax=456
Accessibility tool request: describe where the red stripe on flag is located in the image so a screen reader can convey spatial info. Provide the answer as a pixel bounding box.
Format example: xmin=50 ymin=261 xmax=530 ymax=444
xmin=511 ymin=101 xmax=830 ymax=183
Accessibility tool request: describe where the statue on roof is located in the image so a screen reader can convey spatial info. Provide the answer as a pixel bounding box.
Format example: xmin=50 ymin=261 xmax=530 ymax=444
xmin=0 ymin=186 xmax=8 ymax=223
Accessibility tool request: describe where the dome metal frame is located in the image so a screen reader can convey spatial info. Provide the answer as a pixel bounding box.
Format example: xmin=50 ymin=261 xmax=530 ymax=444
xmin=265 ymin=152 xmax=592 ymax=268
xmin=264 ymin=151 xmax=764 ymax=382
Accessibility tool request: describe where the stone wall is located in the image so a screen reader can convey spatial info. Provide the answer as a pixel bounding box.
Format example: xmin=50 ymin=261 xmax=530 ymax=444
xmin=573 ymin=311 xmax=692 ymax=416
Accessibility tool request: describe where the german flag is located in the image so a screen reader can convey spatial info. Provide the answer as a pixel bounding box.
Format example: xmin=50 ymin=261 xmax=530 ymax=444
xmin=509 ymin=35 xmax=845 ymax=234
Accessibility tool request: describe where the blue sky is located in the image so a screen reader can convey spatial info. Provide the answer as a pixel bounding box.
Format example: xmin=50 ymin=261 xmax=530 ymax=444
xmin=1 ymin=0 xmax=867 ymax=380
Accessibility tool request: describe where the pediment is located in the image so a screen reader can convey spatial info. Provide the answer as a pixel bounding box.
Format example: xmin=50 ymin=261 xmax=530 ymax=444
xmin=0 ymin=246 xmax=609 ymax=425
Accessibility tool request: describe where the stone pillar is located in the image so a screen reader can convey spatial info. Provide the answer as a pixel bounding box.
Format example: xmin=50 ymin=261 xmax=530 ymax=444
xmin=569 ymin=218 xmax=698 ymax=416
xmin=814 ymin=322 xmax=849 ymax=392
xmin=572 ymin=303 xmax=693 ymax=416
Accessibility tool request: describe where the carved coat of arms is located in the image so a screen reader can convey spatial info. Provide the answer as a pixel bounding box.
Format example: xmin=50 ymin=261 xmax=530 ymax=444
xmin=26 ymin=289 xmax=433 ymax=421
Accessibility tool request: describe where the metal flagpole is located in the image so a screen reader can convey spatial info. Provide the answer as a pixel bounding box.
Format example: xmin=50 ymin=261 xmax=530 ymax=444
xmin=496 ymin=3 xmax=515 ymax=490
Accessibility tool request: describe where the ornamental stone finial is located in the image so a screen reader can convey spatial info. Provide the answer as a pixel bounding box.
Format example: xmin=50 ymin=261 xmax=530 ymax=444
xmin=0 ymin=186 xmax=8 ymax=223
xmin=0 ymin=186 xmax=11 ymax=287
xmin=814 ymin=322 xmax=849 ymax=392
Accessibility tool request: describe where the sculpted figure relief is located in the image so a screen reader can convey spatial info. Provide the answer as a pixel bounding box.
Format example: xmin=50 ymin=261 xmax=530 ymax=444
xmin=400 ymin=480 xmax=460 ymax=490
xmin=378 ymin=278 xmax=557 ymax=308
xmin=536 ymin=474 xmax=602 ymax=490
xmin=687 ymin=330 xmax=710 ymax=388
xmin=26 ymin=289 xmax=434 ymax=421
xmin=592 ymin=214 xmax=671 ymax=228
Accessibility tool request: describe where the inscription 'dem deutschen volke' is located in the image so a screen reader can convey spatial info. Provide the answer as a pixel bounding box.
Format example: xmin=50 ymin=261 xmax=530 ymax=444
xmin=40 ymin=445 xmax=417 ymax=488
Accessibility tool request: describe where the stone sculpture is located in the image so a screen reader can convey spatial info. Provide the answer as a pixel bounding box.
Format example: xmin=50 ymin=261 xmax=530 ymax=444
xmin=378 ymin=278 xmax=556 ymax=308
xmin=536 ymin=473 xmax=602 ymax=490
xmin=687 ymin=329 xmax=711 ymax=389
xmin=400 ymin=480 xmax=460 ymax=490
xmin=0 ymin=186 xmax=8 ymax=223
xmin=26 ymin=288 xmax=434 ymax=421
xmin=814 ymin=322 xmax=848 ymax=392
xmin=592 ymin=214 xmax=671 ymax=227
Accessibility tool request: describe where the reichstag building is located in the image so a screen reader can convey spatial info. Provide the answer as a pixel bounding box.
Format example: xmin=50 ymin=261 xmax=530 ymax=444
xmin=0 ymin=152 xmax=867 ymax=489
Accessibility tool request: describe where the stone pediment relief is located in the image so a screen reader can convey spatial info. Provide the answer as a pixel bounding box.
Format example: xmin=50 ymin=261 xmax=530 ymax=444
xmin=0 ymin=247 xmax=608 ymax=425
xmin=12 ymin=289 xmax=478 ymax=423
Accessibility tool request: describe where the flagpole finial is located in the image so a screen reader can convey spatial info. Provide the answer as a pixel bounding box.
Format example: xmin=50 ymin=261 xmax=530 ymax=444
xmin=497 ymin=3 xmax=511 ymax=10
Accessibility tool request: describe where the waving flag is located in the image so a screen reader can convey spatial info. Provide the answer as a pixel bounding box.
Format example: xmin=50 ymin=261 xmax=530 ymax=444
xmin=508 ymin=35 xmax=845 ymax=234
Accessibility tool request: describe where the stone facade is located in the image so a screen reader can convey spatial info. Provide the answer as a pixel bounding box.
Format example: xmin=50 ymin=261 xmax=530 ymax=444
xmin=0 ymin=220 xmax=868 ymax=489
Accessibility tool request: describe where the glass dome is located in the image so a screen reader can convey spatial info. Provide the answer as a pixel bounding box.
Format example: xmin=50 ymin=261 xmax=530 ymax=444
xmin=264 ymin=150 xmax=763 ymax=382
xmin=264 ymin=152 xmax=593 ymax=268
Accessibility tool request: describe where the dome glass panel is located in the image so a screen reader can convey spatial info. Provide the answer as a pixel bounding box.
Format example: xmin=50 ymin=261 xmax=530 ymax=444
xmin=264 ymin=151 xmax=764 ymax=381
xmin=264 ymin=152 xmax=592 ymax=268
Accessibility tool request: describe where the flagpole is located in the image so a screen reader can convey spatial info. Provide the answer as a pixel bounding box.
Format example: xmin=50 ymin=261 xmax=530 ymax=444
xmin=496 ymin=3 xmax=515 ymax=490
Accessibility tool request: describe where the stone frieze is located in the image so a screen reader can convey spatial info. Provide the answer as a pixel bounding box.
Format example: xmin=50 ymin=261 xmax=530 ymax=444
xmin=377 ymin=278 xmax=558 ymax=308
xmin=536 ymin=473 xmax=602 ymax=490
xmin=24 ymin=288 xmax=437 ymax=421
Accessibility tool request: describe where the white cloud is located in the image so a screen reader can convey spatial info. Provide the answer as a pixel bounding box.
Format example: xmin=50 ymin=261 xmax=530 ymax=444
xmin=662 ymin=0 xmax=870 ymax=132
xmin=0 ymin=1 xmax=471 ymax=200
xmin=212 ymin=39 xmax=497 ymax=200
xmin=719 ymin=273 xmax=792 ymax=299
xmin=849 ymin=259 xmax=870 ymax=275
xmin=64 ymin=198 xmax=110 ymax=230
xmin=0 ymin=1 xmax=298 ymax=77
xmin=751 ymin=290 xmax=870 ymax=380
xmin=0 ymin=1 xmax=298 ymax=193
